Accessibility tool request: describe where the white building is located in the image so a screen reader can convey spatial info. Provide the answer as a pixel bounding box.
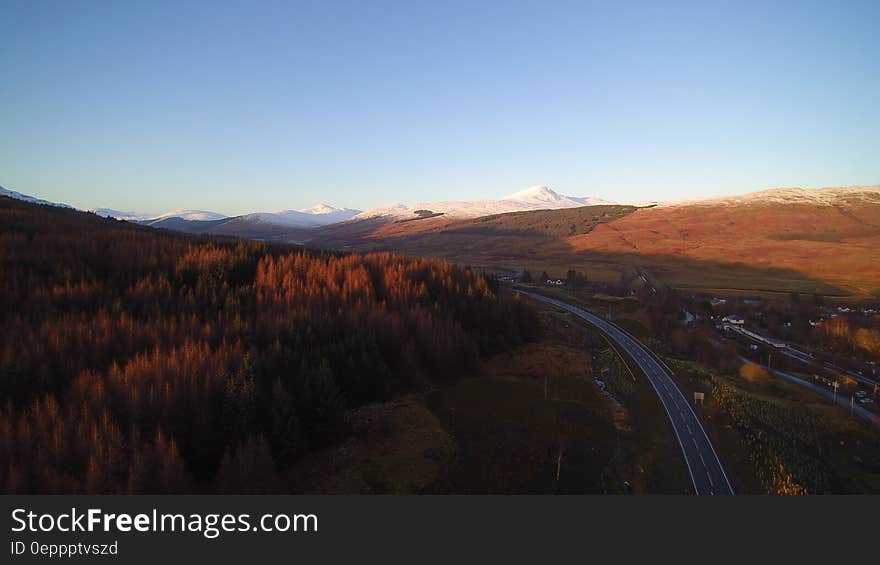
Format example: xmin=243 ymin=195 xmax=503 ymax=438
xmin=722 ymin=314 xmax=745 ymax=325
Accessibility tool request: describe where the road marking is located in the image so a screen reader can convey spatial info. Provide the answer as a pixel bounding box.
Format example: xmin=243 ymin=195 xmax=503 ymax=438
xmin=691 ymin=437 xmax=699 ymax=449
xmin=519 ymin=291 xmax=735 ymax=495
xmin=686 ymin=424 xmax=693 ymax=435
xmin=699 ymin=453 xmax=706 ymax=466
xmin=707 ymin=473 xmax=715 ymax=487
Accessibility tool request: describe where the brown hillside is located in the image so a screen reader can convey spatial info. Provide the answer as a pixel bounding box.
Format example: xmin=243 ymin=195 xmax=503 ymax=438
xmin=570 ymin=200 xmax=880 ymax=295
xmin=308 ymin=190 xmax=880 ymax=296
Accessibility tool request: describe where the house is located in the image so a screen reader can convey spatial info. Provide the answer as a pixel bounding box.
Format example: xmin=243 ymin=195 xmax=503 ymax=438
xmin=722 ymin=314 xmax=745 ymax=325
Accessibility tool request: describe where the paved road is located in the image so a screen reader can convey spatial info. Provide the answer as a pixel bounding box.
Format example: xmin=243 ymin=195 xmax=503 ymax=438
xmin=519 ymin=290 xmax=734 ymax=495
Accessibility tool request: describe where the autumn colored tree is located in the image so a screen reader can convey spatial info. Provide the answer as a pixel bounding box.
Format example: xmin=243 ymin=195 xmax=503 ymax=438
xmin=0 ymin=196 xmax=539 ymax=493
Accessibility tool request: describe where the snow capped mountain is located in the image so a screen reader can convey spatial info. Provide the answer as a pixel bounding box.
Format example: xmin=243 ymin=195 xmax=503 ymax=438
xmin=297 ymin=203 xmax=361 ymax=223
xmin=94 ymin=208 xmax=228 ymax=223
xmin=353 ymin=186 xmax=615 ymax=220
xmin=147 ymin=209 xmax=228 ymax=222
xmin=507 ymin=185 xmax=613 ymax=207
xmin=658 ymin=185 xmax=880 ymax=208
xmin=1 ymin=186 xmax=73 ymax=208
xmin=92 ymin=208 xmax=152 ymax=221
xmin=239 ymin=203 xmax=361 ymax=228
xmin=297 ymin=203 xmax=347 ymax=215
xmin=351 ymin=203 xmax=413 ymax=220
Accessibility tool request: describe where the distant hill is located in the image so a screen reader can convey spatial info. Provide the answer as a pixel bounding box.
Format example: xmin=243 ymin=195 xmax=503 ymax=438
xmin=0 ymin=185 xmax=72 ymax=209
xmin=306 ymin=186 xmax=880 ymax=297
xmin=7 ymin=181 xmax=878 ymax=295
xmin=353 ymin=186 xmax=614 ymax=221
xmin=566 ymin=186 xmax=880 ymax=295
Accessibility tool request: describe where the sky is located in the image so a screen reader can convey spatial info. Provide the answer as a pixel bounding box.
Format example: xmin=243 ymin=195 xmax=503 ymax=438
xmin=2 ymin=0 xmax=879 ymax=215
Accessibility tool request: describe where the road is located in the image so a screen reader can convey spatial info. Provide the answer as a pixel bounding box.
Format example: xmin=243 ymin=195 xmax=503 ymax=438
xmin=518 ymin=290 xmax=734 ymax=495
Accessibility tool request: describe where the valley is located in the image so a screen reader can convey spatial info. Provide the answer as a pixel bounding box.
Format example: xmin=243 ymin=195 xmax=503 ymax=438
xmin=4 ymin=184 xmax=880 ymax=494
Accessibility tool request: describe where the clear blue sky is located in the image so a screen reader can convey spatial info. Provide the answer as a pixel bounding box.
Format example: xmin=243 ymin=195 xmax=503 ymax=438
xmin=2 ymin=0 xmax=878 ymax=215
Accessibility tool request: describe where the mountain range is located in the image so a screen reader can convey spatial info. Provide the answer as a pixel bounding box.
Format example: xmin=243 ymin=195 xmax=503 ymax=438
xmin=1 ymin=186 xmax=73 ymax=209
xmin=0 ymin=184 xmax=614 ymax=229
xmin=353 ymin=186 xmax=613 ymax=220
xmin=4 ymin=182 xmax=880 ymax=295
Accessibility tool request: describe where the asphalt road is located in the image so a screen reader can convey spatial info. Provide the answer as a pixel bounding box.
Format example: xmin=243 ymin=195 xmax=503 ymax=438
xmin=519 ymin=290 xmax=734 ymax=495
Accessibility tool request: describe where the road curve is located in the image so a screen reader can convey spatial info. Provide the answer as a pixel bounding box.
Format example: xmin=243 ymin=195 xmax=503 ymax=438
xmin=519 ymin=290 xmax=734 ymax=495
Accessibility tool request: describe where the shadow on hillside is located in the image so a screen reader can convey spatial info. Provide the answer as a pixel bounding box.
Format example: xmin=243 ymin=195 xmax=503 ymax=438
xmin=342 ymin=223 xmax=851 ymax=296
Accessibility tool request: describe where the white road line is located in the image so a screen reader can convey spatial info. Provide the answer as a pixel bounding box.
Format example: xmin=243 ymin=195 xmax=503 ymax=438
xmin=686 ymin=424 xmax=693 ymax=435
xmin=699 ymin=453 xmax=706 ymax=466
xmin=519 ymin=291 xmax=735 ymax=495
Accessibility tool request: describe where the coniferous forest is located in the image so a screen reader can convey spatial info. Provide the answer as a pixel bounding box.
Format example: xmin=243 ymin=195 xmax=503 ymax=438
xmin=0 ymin=196 xmax=539 ymax=493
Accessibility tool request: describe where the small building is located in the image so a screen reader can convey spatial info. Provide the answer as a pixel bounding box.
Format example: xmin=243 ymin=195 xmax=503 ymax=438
xmin=722 ymin=314 xmax=745 ymax=325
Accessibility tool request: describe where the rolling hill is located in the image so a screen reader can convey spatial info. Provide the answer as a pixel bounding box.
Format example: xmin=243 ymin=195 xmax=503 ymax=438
xmin=306 ymin=186 xmax=880 ymax=297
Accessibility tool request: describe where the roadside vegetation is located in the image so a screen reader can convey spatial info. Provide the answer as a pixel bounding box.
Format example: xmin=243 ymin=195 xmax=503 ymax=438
xmin=522 ymin=277 xmax=880 ymax=494
xmin=668 ymin=358 xmax=880 ymax=494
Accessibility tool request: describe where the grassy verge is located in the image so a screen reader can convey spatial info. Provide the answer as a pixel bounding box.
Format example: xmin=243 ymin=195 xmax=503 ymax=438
xmin=665 ymin=357 xmax=880 ymax=494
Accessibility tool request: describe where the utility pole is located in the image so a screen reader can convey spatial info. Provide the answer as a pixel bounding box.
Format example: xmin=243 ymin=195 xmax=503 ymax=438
xmin=833 ymin=381 xmax=839 ymax=405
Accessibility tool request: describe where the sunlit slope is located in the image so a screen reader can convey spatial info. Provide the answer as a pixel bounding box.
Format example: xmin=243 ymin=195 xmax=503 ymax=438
xmin=570 ymin=197 xmax=880 ymax=295
xmin=312 ymin=189 xmax=880 ymax=296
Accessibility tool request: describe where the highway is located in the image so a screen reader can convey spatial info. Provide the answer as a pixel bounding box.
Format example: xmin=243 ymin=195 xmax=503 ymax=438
xmin=518 ymin=290 xmax=734 ymax=496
